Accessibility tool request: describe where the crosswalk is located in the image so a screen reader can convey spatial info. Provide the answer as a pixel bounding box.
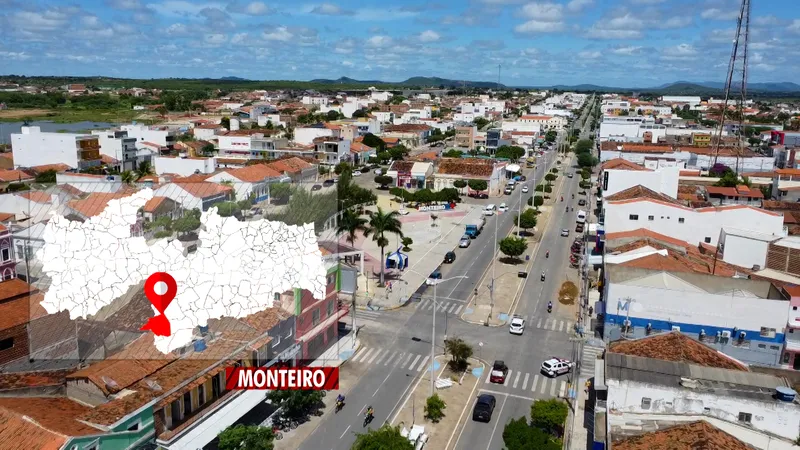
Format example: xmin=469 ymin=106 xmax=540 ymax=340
xmin=348 ymin=346 xmax=432 ymax=372
xmin=351 ymin=309 xmax=383 ymax=328
xmin=414 ymin=298 xmax=465 ymax=315
xmin=484 ymin=368 xmax=569 ymax=399
xmin=512 ymin=315 xmax=575 ymax=334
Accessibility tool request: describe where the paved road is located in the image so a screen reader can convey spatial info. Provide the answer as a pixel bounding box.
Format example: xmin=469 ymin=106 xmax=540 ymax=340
xmin=299 ymin=150 xmax=561 ymax=450
xmin=453 ymin=156 xmax=583 ymax=450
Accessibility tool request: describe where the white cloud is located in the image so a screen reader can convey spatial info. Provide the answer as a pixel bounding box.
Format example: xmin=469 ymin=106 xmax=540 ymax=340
xmin=585 ymin=27 xmax=642 ymax=39
xmin=263 ymin=26 xmax=293 ymax=41
xmin=166 ymin=23 xmax=192 ymax=36
xmin=81 ymin=15 xmax=103 ymax=28
xmin=477 ymin=0 xmax=526 ymax=4
xmin=228 ymin=1 xmax=273 ymax=15
xmin=578 ymin=50 xmax=601 ymax=59
xmin=230 ymin=32 xmax=248 ymax=44
xmin=611 ymin=46 xmax=642 ymax=55
xmin=352 ymin=8 xmax=417 ymax=21
xmin=310 ymin=3 xmax=353 ymax=15
xmin=0 ymin=51 xmax=31 ymax=61
xmin=366 ymin=35 xmax=393 ymax=48
xmin=204 ymin=33 xmax=227 ymax=45
xmin=147 ymin=1 xmax=224 ymax=17
xmin=342 ymin=60 xmax=354 ymax=67
xmin=418 ymin=30 xmax=441 ymax=42
xmin=566 ymin=0 xmax=593 ymax=13
xmin=663 ymin=43 xmax=696 ymax=56
xmin=12 ymin=9 xmax=72 ymax=32
xmin=629 ymin=0 xmax=664 ymax=3
xmin=789 ymin=20 xmax=800 ymax=35
xmin=107 ymin=0 xmax=145 ymax=9
xmin=700 ymin=8 xmax=740 ymax=21
xmin=520 ymin=2 xmax=563 ymax=20
xmin=753 ymin=15 xmax=781 ymax=27
xmin=515 ymin=20 xmax=565 ymax=33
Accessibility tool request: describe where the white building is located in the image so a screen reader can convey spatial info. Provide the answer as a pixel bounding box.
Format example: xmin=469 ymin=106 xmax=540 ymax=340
xmin=599 ymin=143 xmax=774 ymax=173
xmin=153 ymin=155 xmax=216 ymax=177
xmin=371 ymin=111 xmax=395 ymax=123
xmin=294 ymin=126 xmax=336 ymax=146
xmin=205 ymin=165 xmax=281 ymax=202
xmin=56 ymin=172 xmax=123 ymax=194
xmin=153 ymin=182 xmax=233 ymax=211
xmin=342 ymin=99 xmax=373 ymax=118
xmin=120 ymin=124 xmax=178 ymax=148
xmin=603 ymin=186 xmax=785 ymax=247
xmin=192 ymin=124 xmax=224 ymax=141
xmin=370 ymin=91 xmax=393 ymax=102
xmin=91 ymin=129 xmax=138 ymax=172
xmin=11 ymin=126 xmax=102 ymax=170
xmin=599 ymin=117 xmax=667 ymax=143
xmin=257 ymin=114 xmax=286 ymax=128
xmin=603 ymin=350 xmax=800 ymax=445
xmin=518 ymin=115 xmax=566 ymax=130
xmin=501 ymin=121 xmax=541 ymax=134
xmin=600 ymin=159 xmax=680 ymax=199
xmin=453 ymin=112 xmax=477 ymax=123
xmin=659 ymin=96 xmax=702 ymax=107
xmin=301 ymin=96 xmax=329 ymax=106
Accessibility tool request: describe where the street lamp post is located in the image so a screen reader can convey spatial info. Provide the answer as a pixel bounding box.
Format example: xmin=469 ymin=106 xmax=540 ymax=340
xmin=429 ymin=275 xmax=468 ymax=397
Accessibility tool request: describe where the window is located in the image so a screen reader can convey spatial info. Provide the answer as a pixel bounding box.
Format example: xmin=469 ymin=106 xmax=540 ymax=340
xmin=0 ymin=338 xmax=13 ymax=351
xmin=198 ymin=384 xmax=205 ymax=405
xmin=784 ymin=353 xmax=792 ymax=364
xmin=738 ymin=412 xmax=752 ymax=424
xmin=327 ymin=300 xmax=334 ymax=317
xmin=678 ymin=218 xmax=685 ymax=223
xmin=127 ymin=421 xmax=140 ymax=431
xmin=272 ymin=334 xmax=281 ymax=348
xmin=703 ymin=407 xmax=711 ymax=414
xmin=760 ymin=327 xmax=776 ymax=338
xmin=641 ymin=398 xmax=651 ymax=409
xmin=1 ymin=247 xmax=9 ymax=261
xmin=771 ymin=345 xmax=780 ymax=350
xmin=312 ymin=309 xmax=320 ymax=326
xmin=757 ymin=344 xmax=766 ymax=349
xmin=794 ymin=306 xmax=798 ymax=311
xmin=629 ymin=214 xmax=639 ymax=220
xmin=274 ymin=292 xmax=281 ymax=301
xmin=647 ymin=215 xmax=654 ymax=221
xmin=704 ymin=237 xmax=712 ymax=243
xmin=285 ymin=328 xmax=293 ymax=339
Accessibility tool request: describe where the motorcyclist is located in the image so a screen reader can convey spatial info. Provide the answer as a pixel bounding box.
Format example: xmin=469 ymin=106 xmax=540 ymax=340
xmin=541 ymin=271 xmax=546 ymax=280
xmin=572 ymin=194 xmax=575 ymax=199
xmin=366 ymin=406 xmax=374 ymax=418
xmin=546 ymin=250 xmax=549 ymax=258
xmin=336 ymin=394 xmax=345 ymax=404
xmin=548 ymin=301 xmax=553 ymax=310
xmin=561 ymin=196 xmax=564 ymax=202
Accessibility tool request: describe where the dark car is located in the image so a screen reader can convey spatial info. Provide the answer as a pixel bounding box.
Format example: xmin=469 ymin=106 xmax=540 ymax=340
xmin=444 ymin=251 xmax=456 ymax=263
xmin=472 ymin=394 xmax=497 ymax=422
xmin=311 ymin=184 xmax=322 ymax=191
xmin=490 ymin=360 xmax=509 ymax=383
xmin=323 ymin=179 xmax=334 ymax=187
xmin=578 ymin=199 xmax=586 ymax=206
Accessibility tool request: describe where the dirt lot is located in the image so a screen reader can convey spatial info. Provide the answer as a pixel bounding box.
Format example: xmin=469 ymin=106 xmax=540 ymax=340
xmin=0 ymin=109 xmax=52 ymax=119
xmin=558 ymin=281 xmax=578 ymax=305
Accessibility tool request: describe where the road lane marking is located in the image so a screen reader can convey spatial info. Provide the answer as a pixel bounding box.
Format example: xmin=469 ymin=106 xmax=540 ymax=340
xmin=454 ymin=304 xmax=463 ymax=315
xmin=485 ymin=370 xmax=492 ymax=384
xmin=354 ymin=348 xmax=373 ymax=363
xmin=399 ymin=353 xmax=412 ymax=368
xmin=373 ymin=370 xmax=393 ymax=397
xmin=479 ymin=388 xmax=538 ymax=402
xmin=339 ymin=425 xmax=351 ymax=439
xmin=447 ymin=303 xmax=457 ymax=314
xmin=426 ymin=301 xmax=434 ymax=310
xmin=367 ymin=349 xmax=383 ymax=364
xmin=486 ymin=395 xmax=508 ymax=450
xmin=559 ymin=321 xmax=565 ymax=332
xmin=550 ymin=379 xmax=557 ymax=397
xmin=416 ymin=356 xmax=430 ymax=372
xmin=559 ymin=381 xmax=566 ymax=398
xmin=522 ymin=373 xmax=529 ymax=390
xmin=531 ymin=375 xmax=539 ymax=392
xmin=374 ymin=350 xmax=389 ymax=366
xmin=512 ymin=372 xmax=521 ymax=389
xmin=551 ymin=319 xmax=558 ymax=331
xmin=408 ymin=354 xmax=421 ymax=371
xmin=540 ymin=377 xmax=548 ymax=394
xmin=383 ymin=351 xmax=397 ymax=366
xmin=351 ymin=347 xmax=367 ymax=362
xmin=503 ymin=370 xmax=512 ymax=387
xmin=537 ymin=318 xmax=543 ymax=328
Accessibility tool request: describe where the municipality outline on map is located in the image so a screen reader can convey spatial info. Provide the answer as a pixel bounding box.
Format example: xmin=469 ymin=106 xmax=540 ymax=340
xmin=37 ymin=188 xmax=326 ymax=354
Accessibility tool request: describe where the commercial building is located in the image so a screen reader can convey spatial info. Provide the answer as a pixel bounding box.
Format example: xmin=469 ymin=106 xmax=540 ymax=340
xmin=599 ymin=159 xmax=680 ymax=199
xmin=599 ymin=142 xmax=774 ymax=173
xmin=454 ymin=126 xmax=476 ymax=150
xmin=11 ymin=126 xmax=102 ymax=170
xmin=153 ymin=155 xmax=216 ymax=177
xmin=120 ymin=124 xmax=178 ymax=148
xmin=91 ymin=130 xmax=138 ymax=172
xmin=433 ymin=158 xmax=507 ymax=195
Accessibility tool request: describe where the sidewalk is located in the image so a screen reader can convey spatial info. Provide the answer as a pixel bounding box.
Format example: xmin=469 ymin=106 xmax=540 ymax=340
xmin=308 ymin=332 xmax=362 ymax=368
xmin=460 ymin=158 xmax=572 ymax=326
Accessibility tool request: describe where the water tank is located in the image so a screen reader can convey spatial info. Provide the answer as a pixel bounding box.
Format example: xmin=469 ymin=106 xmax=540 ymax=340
xmin=193 ymin=339 xmax=207 ymax=352
xmin=230 ymin=118 xmax=240 ymax=131
xmin=199 ymin=325 xmax=209 ymax=336
xmin=776 ymin=386 xmax=796 ymax=402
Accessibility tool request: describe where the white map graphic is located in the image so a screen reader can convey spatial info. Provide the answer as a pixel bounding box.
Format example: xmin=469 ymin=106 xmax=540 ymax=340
xmin=37 ymin=188 xmax=326 ymax=354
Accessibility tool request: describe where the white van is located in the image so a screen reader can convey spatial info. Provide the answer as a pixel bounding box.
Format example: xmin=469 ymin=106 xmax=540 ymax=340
xmin=483 ymin=204 xmax=497 ymax=216
xmin=507 ymin=179 xmax=516 ymax=187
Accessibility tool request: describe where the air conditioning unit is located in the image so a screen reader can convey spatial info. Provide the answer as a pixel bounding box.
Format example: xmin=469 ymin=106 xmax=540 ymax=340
xmin=738 ymin=331 xmax=747 ymax=340
xmin=721 ymin=330 xmax=731 ymax=338
xmin=623 ymin=319 xmax=631 ymax=327
xmin=671 ymin=326 xmax=681 ymax=332
xmin=699 ymin=329 xmax=706 ymax=338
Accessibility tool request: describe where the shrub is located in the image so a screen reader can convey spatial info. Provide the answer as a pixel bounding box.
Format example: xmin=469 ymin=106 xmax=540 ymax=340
xmin=424 ymin=394 xmax=446 ymax=423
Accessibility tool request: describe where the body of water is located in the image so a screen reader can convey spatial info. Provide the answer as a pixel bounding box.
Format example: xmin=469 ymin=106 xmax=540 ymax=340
xmin=0 ymin=121 xmax=117 ymax=143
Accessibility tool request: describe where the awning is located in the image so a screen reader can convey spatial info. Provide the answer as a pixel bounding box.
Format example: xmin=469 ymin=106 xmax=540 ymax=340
xmin=506 ymin=164 xmax=521 ymax=173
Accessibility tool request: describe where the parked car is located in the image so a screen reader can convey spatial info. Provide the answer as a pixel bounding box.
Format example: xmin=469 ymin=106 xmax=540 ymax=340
xmin=444 ymin=251 xmax=456 ymax=263
xmin=311 ymin=184 xmax=322 ymax=191
xmin=540 ymin=358 xmax=575 ymax=377
xmin=459 ymin=236 xmax=471 ymax=248
xmin=472 ymin=394 xmax=497 ymax=422
xmin=578 ymin=199 xmax=586 ymax=206
xmin=498 ymin=203 xmax=508 ymax=212
xmin=567 ymin=173 xmax=574 ymax=178
xmin=483 ymin=204 xmax=496 ymax=216
xmin=353 ymin=170 xmax=362 ymax=176
xmin=323 ymin=179 xmax=334 ymax=187
xmin=490 ymin=360 xmax=509 ymax=383
xmin=509 ymin=315 xmax=525 ymax=335
xmin=426 ymin=270 xmax=442 ymax=286
xmin=561 ymin=228 xmax=569 ymax=237
xmin=504 ymin=187 xmax=513 ymax=195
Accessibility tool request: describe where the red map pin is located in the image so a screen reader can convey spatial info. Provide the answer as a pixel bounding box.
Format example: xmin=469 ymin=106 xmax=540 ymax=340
xmin=140 ymin=272 xmax=177 ymax=337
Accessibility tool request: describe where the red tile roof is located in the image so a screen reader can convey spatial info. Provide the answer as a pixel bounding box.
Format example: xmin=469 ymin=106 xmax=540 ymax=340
xmin=0 ymin=407 xmax=68 ymax=450
xmin=601 ymin=158 xmax=651 ymax=172
xmin=0 ymin=280 xmax=47 ymax=330
xmin=609 ymin=331 xmax=748 ymax=370
xmin=142 ymin=196 xmax=169 ymax=213
xmin=436 ymin=158 xmax=496 ymax=177
xmin=0 ymin=397 xmax=101 ymax=438
xmin=174 ymin=182 xmax=233 ymax=199
xmin=19 ymin=191 xmax=51 ymax=204
xmin=0 ymin=170 xmax=33 ymax=183
xmin=68 ymin=192 xmax=130 ymax=218
xmin=706 ymin=185 xmax=763 ymax=199
xmin=28 ymin=164 xmax=71 ymax=174
xmin=605 ymin=185 xmax=684 ymax=206
xmin=605 ymin=229 xmax=690 ymax=249
xmin=612 ymin=420 xmax=752 ymax=450
xmin=225 ymin=164 xmax=281 ymax=182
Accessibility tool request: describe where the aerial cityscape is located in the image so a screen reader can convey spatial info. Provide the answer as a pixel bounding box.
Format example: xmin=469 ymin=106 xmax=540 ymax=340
xmin=1 ymin=0 xmax=800 ymax=449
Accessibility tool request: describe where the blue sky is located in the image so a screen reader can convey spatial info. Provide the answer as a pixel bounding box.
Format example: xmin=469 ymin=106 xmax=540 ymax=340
xmin=0 ymin=0 xmax=798 ymax=87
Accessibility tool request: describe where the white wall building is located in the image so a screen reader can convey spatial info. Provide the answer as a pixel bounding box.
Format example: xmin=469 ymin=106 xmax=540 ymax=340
xmin=11 ymin=126 xmax=102 ymax=170
xmin=371 ymin=111 xmax=395 ymax=123
xmin=120 ymin=124 xmax=177 ymax=147
xmin=601 ymin=163 xmax=680 ymax=199
xmin=301 ymin=96 xmax=329 ymax=106
xmin=153 ymin=156 xmax=216 ymax=177
xmin=453 ymin=112 xmax=477 ymax=123
xmin=599 ymin=117 xmax=666 ymax=143
xmin=501 ymin=121 xmax=541 ymax=134
xmin=91 ymin=129 xmax=138 ymax=172
xmin=659 ymin=96 xmax=702 ymax=107
xmin=370 ymin=91 xmax=393 ymax=102
xmin=603 ymin=194 xmax=785 ymax=247
xmin=294 ymin=127 xmax=336 ymax=146
xmin=518 ymin=115 xmax=567 ymax=130
xmin=600 ymin=146 xmax=774 ymax=173
xmin=56 ymin=173 xmax=123 ymax=194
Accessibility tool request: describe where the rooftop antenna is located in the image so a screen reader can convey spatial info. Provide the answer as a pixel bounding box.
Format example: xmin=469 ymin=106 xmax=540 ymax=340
xmin=711 ymin=0 xmax=751 ymax=173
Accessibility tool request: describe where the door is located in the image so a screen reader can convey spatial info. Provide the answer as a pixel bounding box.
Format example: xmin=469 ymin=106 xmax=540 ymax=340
xmin=793 ymin=353 xmax=800 ymax=370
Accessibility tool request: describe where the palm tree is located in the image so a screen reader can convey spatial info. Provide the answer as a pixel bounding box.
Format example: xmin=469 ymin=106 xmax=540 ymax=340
xmin=336 ymin=209 xmax=367 ymax=248
xmin=136 ymin=161 xmax=153 ymax=180
xmin=121 ymin=170 xmax=136 ymax=184
xmin=363 ymin=207 xmax=404 ymax=286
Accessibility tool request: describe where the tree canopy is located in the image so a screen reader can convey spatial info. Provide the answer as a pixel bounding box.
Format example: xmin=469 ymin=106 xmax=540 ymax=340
xmin=502 ymin=417 xmax=561 ymax=450
xmin=362 ymin=133 xmax=386 ymax=151
xmin=495 ymin=145 xmax=526 ymax=161
xmin=499 ymin=236 xmax=528 ymax=259
xmin=217 ymin=424 xmax=275 ymax=450
xmin=530 ymin=399 xmax=569 ymax=438
xmin=351 ymin=424 xmax=415 ymax=450
xmin=267 ymin=390 xmax=324 ymax=419
xmin=467 ymin=179 xmax=488 ymax=192
xmin=574 ymin=139 xmax=593 ymax=154
xmin=515 ymin=208 xmax=538 ymax=231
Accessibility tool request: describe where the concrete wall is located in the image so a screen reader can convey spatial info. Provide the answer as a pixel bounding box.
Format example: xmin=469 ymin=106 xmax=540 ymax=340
xmin=154 ymin=156 xmax=216 ymax=176
xmin=12 ymin=128 xmax=81 ymax=168
xmin=721 ymin=232 xmax=770 ymax=270
xmin=603 ymin=167 xmax=679 ymax=199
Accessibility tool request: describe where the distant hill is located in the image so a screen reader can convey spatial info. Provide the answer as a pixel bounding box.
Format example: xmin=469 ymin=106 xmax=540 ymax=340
xmin=309 ymin=76 xmax=504 ymax=89
xmin=220 ymin=76 xmax=249 ymax=81
xmin=520 ymin=81 xmax=800 ymax=95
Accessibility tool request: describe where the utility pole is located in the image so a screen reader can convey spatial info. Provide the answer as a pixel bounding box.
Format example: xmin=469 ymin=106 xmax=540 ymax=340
xmin=431 ymin=280 xmax=437 ymax=397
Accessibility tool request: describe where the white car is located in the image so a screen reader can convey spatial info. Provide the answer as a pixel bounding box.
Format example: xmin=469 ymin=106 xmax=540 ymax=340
xmin=561 ymin=228 xmax=569 ymax=237
xmin=374 ymin=169 xmax=383 ymax=175
xmin=483 ymin=205 xmax=496 ymax=216
xmin=509 ymin=315 xmax=525 ymax=335
xmin=353 ymin=170 xmax=362 ymax=176
xmin=522 ymin=185 xmax=529 ymax=193
xmin=459 ymin=236 xmax=471 ymax=248
xmin=398 ymin=209 xmax=409 ymax=215
xmin=498 ymin=203 xmax=508 ymax=212
xmin=541 ymin=358 xmax=575 ymax=377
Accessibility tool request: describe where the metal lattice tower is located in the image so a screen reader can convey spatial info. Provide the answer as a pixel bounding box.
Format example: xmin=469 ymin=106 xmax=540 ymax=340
xmin=711 ymin=0 xmax=751 ymax=171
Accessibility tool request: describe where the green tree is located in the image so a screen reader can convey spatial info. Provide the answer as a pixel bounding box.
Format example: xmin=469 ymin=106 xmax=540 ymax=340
xmin=352 ymin=425 xmax=415 ymax=450
xmin=443 ymin=149 xmax=464 ymax=158
xmin=530 ymin=399 xmax=569 ymax=438
xmin=172 ymin=215 xmax=201 ymax=236
xmin=326 ymin=110 xmax=342 ymax=121
xmin=401 ymin=236 xmax=413 ymax=251
xmin=715 ymin=170 xmax=740 ymax=187
xmin=352 ymin=109 xmax=368 ymax=118
xmin=334 ymin=162 xmax=350 ymax=175
xmin=7 ymin=182 xmax=29 ymax=192
xmin=218 ymin=424 xmax=275 ymax=450
xmin=377 ymin=151 xmax=392 ymax=164
xmin=515 ymin=208 xmax=538 ymax=233
xmin=121 ymin=170 xmax=136 ymax=184
xmin=574 ymin=139 xmax=593 ymax=154
xmin=215 ymin=201 xmax=241 ymax=218
xmin=424 ymin=394 xmax=446 ymax=423
xmin=363 ymin=207 xmax=404 ymax=286
xmin=467 ymin=179 xmax=488 ymax=192
xmin=267 ymin=390 xmax=324 ymax=419
xmin=136 ymin=161 xmax=153 ymax=179
xmin=269 ymin=182 xmax=293 ymax=203
xmin=414 ymin=188 xmax=436 ymax=205
xmin=220 ymin=116 xmax=231 ymax=130
xmin=35 ymin=169 xmax=57 ymax=184
xmin=374 ymin=175 xmax=393 ymax=188
xmin=577 ymin=153 xmax=598 ymax=168
xmin=362 ymin=133 xmax=386 ymax=151
xmin=499 ymin=236 xmax=528 ymax=260
xmin=453 ymin=180 xmax=467 ymax=192
xmin=473 ymin=117 xmax=490 ymax=129
xmin=336 ymin=209 xmax=368 ymax=247
xmin=502 ymin=417 xmax=561 ymax=450
xmin=444 ymin=337 xmax=473 ymax=372
xmin=388 ymin=146 xmax=409 ymax=160
xmin=544 ymin=173 xmax=556 ymax=182
xmin=545 ymin=130 xmax=558 ymax=143
xmin=201 ymin=143 xmax=216 ymax=155
xmin=495 ymin=145 xmax=526 ymax=161
xmin=436 ymin=187 xmax=461 ymax=203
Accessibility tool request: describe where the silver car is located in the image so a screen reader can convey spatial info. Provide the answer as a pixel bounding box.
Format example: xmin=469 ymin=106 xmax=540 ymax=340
xmin=509 ymin=315 xmax=525 ymax=335
xmin=459 ymin=236 xmax=471 ymax=248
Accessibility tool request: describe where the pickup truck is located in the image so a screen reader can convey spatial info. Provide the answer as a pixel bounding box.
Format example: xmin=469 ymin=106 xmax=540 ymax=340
xmin=464 ymin=218 xmax=486 ymax=238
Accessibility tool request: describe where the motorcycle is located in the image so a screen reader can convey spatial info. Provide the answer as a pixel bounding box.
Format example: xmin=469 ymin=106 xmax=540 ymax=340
xmin=540 ymin=272 xmax=546 ymax=282
xmin=335 ymin=399 xmax=345 ymax=413
xmin=547 ymin=303 xmax=552 ymax=313
xmin=545 ymin=250 xmax=549 ymax=259
xmin=363 ymin=411 xmax=374 ymax=427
